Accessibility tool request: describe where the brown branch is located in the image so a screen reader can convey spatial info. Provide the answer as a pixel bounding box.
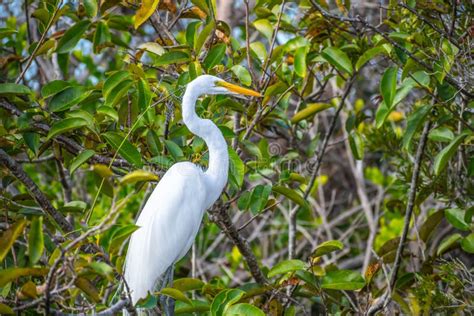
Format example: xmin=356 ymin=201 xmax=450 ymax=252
xmin=212 ymin=206 xmax=268 ymax=285
xmin=0 ymin=149 xmax=74 ymax=234
xmin=366 ymin=121 xmax=431 ymax=315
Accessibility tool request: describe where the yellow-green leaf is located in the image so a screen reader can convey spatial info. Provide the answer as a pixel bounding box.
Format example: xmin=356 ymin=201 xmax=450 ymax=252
xmin=291 ymin=103 xmax=332 ymax=123
xmin=0 ymin=303 xmax=14 ymax=314
xmin=160 ymin=287 xmax=192 ymax=305
xmin=134 ymin=0 xmax=161 ymax=29
xmin=120 ymin=170 xmax=158 ymax=184
xmin=0 ymin=267 xmax=48 ymax=287
xmin=272 ymin=186 xmax=307 ymax=208
xmin=74 ymin=277 xmax=101 ymax=303
xmin=0 ymin=218 xmax=27 ymax=262
xmin=321 ymin=270 xmax=365 ymax=290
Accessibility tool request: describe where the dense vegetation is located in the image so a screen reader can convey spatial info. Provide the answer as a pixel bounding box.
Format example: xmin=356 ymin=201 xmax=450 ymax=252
xmin=0 ymin=0 xmax=473 ymax=314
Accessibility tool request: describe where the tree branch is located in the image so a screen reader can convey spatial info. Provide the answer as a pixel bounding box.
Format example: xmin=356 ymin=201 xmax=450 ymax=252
xmin=0 ymin=148 xmax=74 ymax=234
xmin=212 ymin=206 xmax=268 ymax=285
xmin=366 ymin=121 xmax=431 ymax=315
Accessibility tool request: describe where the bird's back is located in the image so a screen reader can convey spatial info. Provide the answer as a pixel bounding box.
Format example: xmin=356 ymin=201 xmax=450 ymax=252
xmin=124 ymin=162 xmax=208 ymax=304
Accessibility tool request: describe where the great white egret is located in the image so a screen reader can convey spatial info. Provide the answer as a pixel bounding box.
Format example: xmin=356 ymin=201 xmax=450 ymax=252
xmin=124 ymin=75 xmax=261 ymax=313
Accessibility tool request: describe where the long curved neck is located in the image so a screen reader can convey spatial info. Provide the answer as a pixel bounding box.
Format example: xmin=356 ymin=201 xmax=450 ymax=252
xmin=182 ymin=85 xmax=229 ymax=206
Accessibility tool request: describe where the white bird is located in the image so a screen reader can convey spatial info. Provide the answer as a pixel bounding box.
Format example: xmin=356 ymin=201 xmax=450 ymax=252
xmin=124 ymin=75 xmax=261 ymax=313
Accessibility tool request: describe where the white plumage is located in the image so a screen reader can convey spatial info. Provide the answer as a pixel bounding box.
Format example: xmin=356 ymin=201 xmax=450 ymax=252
xmin=124 ymin=75 xmax=261 ymax=308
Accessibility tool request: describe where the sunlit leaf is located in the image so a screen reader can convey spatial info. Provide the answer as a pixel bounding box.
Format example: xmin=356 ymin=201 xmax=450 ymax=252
xmin=0 ymin=218 xmax=27 ymax=262
xmin=120 ymin=170 xmax=158 ymax=184
xmin=0 ymin=267 xmax=48 ymax=287
xmin=291 ymin=103 xmax=332 ymax=123
xmin=134 ymin=0 xmax=161 ymax=29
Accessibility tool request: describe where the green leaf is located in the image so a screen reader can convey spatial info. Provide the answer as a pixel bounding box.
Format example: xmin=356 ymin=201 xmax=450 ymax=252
xmin=321 ymin=270 xmax=365 ymax=290
xmin=164 ymin=140 xmax=184 ymax=160
xmin=210 ymin=289 xmax=245 ymax=316
xmin=195 ymin=21 xmax=215 ymax=53
xmin=445 ymin=208 xmax=469 ymax=231
xmin=155 ymin=51 xmax=191 ymax=66
xmin=349 ymin=131 xmax=364 ymax=160
xmin=228 ymin=147 xmax=245 ymax=189
xmin=437 ymin=233 xmax=462 ymax=256
xmin=355 ymin=46 xmax=387 ymax=71
xmin=160 ymin=288 xmax=192 ymax=305
xmin=227 ymin=303 xmax=265 ymax=316
xmin=268 ymin=259 xmax=307 ymax=278
xmin=0 ymin=218 xmax=27 ymax=262
xmin=28 ymin=217 xmax=44 ymax=265
xmin=48 ymin=86 xmax=89 ymax=112
xmin=46 ymin=117 xmax=89 ymax=140
xmin=203 ymin=43 xmax=226 ymax=70
xmin=186 ymin=21 xmax=202 ymax=48
xmin=0 ymin=267 xmax=48 ymax=287
xmin=321 ymin=47 xmax=353 ymax=75
xmin=103 ymin=71 xmax=131 ymax=98
xmin=120 ymin=170 xmax=158 ymax=184
xmin=230 ymin=65 xmax=251 ymax=86
xmin=137 ymin=78 xmax=152 ymax=110
xmin=70 ymin=150 xmax=95 ymax=174
xmin=253 ymin=19 xmax=273 ymax=40
xmin=461 ymin=233 xmax=474 ymax=254
xmin=173 ymin=278 xmax=204 ymax=292
xmin=433 ymin=132 xmax=469 ymax=175
xmin=272 ymin=186 xmax=307 ymax=208
xmin=249 ymin=185 xmax=272 ymax=214
xmin=83 ymin=0 xmax=98 ymax=17
xmin=312 ymin=240 xmax=344 ymax=257
xmin=402 ymin=105 xmax=431 ymax=151
xmin=0 ymin=83 xmax=31 ymax=96
xmin=93 ymin=21 xmax=111 ymax=54
xmin=105 ymin=79 xmax=133 ymax=107
xmin=103 ymin=132 xmax=143 ymax=167
xmin=429 ymin=127 xmax=454 ymax=143
xmin=57 ymin=20 xmax=91 ymax=54
xmin=41 ymin=80 xmax=71 ymax=98
xmin=291 ymin=103 xmax=332 ymax=123
xmin=88 ymin=262 xmax=114 ymax=280
xmin=380 ymin=67 xmax=398 ymax=108
xmin=294 ymin=46 xmax=308 ymax=78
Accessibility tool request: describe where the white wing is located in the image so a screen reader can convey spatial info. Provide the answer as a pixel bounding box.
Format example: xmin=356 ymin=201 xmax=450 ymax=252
xmin=124 ymin=162 xmax=208 ymax=304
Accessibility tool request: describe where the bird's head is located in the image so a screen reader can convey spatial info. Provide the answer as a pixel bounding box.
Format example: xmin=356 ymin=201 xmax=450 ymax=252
xmin=189 ymin=75 xmax=262 ymax=97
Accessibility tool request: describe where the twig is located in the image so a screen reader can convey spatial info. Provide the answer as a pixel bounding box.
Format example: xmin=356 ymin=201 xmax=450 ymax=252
xmin=16 ymin=0 xmax=63 ymax=83
xmin=366 ymin=121 xmax=431 ymax=315
xmin=212 ymin=206 xmax=267 ymax=285
xmin=0 ymin=149 xmax=74 ymax=234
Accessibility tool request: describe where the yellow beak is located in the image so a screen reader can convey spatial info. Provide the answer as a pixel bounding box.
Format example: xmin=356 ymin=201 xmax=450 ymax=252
xmin=216 ymin=81 xmax=262 ymax=97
